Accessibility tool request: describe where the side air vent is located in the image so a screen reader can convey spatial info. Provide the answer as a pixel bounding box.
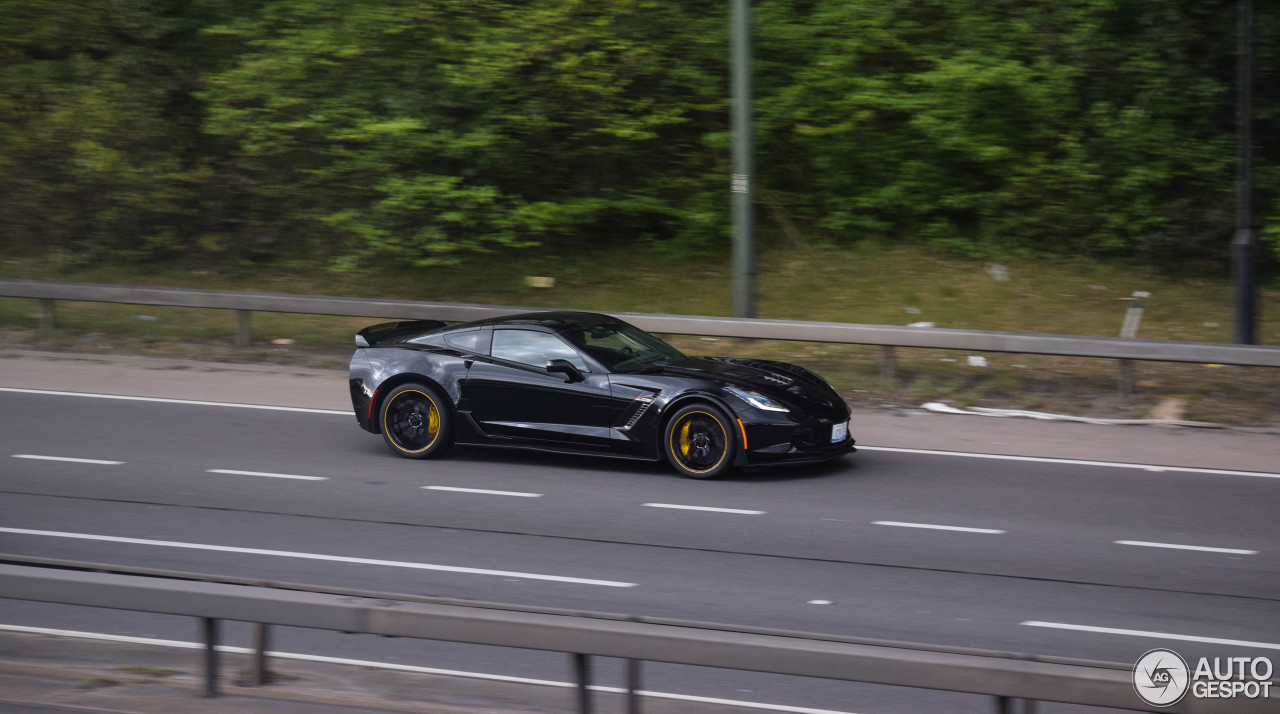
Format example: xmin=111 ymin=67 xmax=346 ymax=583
xmin=621 ymin=396 xmax=655 ymax=431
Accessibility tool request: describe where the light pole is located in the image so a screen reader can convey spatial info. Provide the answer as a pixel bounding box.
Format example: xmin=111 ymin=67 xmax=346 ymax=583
xmin=1232 ymin=0 xmax=1256 ymax=344
xmin=730 ymin=0 xmax=755 ymax=319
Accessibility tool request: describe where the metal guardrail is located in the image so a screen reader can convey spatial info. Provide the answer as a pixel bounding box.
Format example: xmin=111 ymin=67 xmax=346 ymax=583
xmin=2 ymin=278 xmax=1278 ymax=373
xmin=2 ymin=559 xmax=1272 ymax=713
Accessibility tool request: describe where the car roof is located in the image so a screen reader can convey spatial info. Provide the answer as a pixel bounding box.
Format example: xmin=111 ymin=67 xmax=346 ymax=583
xmin=451 ymin=311 xmax=623 ymax=334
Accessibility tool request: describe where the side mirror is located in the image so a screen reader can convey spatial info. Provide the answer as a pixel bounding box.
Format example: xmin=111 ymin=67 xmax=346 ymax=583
xmin=546 ymin=359 xmax=585 ymax=383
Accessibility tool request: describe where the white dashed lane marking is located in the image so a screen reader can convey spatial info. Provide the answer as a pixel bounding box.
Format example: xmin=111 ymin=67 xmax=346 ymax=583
xmin=642 ymin=503 xmax=766 ymax=515
xmin=872 ymin=521 xmax=1005 ymax=534
xmin=11 ymin=454 xmax=122 ymax=465
xmin=1114 ymin=540 xmax=1257 ymax=555
xmin=207 ymin=469 xmax=328 ymax=481
xmin=424 ymin=486 xmax=542 ymax=497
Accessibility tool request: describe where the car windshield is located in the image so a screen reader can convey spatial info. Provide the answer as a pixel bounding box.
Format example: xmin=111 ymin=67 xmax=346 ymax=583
xmin=560 ymin=320 xmax=686 ymax=373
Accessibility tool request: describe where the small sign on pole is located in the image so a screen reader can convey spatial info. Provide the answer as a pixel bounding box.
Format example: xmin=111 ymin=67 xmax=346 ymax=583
xmin=1118 ymin=290 xmax=1150 ymax=398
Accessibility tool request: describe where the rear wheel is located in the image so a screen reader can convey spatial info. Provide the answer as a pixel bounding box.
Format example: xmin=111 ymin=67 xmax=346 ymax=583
xmin=663 ymin=402 xmax=736 ymax=479
xmin=380 ymin=383 xmax=453 ymax=459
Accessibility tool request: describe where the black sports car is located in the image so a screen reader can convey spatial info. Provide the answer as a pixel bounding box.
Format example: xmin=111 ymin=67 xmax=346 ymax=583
xmin=349 ymin=311 xmax=854 ymax=478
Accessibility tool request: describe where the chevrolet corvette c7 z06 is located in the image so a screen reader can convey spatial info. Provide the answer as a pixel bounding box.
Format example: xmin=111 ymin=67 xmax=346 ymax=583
xmin=349 ymin=311 xmax=854 ymax=478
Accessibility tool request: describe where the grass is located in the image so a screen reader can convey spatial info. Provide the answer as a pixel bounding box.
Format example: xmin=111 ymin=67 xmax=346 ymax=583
xmin=3 ymin=244 xmax=1278 ymax=425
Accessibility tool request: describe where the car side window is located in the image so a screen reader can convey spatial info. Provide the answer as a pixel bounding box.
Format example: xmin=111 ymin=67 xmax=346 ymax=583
xmin=445 ymin=329 xmax=479 ymax=352
xmin=491 ymin=329 xmax=588 ymax=371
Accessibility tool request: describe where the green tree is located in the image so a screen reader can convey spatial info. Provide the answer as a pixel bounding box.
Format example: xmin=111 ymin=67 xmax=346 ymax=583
xmin=199 ymin=0 xmax=727 ymax=268
xmin=1 ymin=0 xmax=1277 ymax=270
xmin=0 ymin=0 xmax=232 ymax=262
xmin=755 ymin=0 xmax=1271 ymax=267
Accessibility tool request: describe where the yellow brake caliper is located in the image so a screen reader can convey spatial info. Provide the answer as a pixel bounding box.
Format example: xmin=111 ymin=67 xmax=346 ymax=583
xmin=679 ymin=419 xmax=691 ymax=456
xmin=427 ymin=404 xmax=439 ymax=437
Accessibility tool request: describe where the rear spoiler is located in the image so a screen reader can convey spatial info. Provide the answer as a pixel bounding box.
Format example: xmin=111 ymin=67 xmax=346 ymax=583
xmin=355 ymin=319 xmax=448 ymax=347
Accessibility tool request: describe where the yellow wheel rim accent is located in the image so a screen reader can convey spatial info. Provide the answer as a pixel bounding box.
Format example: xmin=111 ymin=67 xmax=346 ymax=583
xmin=669 ymin=411 xmax=728 ymax=474
xmin=383 ymin=389 xmax=441 ymax=454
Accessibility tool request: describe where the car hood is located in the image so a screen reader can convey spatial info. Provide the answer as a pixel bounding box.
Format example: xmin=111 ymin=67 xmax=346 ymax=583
xmin=654 ymin=357 xmax=849 ymax=417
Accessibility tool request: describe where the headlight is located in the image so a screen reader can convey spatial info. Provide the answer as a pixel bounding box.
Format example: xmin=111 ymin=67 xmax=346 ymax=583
xmin=724 ymin=385 xmax=789 ymax=413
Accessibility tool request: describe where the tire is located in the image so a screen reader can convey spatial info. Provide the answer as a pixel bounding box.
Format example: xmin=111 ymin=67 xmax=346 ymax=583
xmin=662 ymin=402 xmax=736 ymax=479
xmin=379 ymin=383 xmax=454 ymax=459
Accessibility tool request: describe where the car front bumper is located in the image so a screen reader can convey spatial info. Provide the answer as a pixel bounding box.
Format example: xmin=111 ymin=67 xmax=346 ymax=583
xmin=737 ymin=417 xmax=856 ymax=466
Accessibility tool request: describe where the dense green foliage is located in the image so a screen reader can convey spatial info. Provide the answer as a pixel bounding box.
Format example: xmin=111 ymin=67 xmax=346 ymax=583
xmin=1 ymin=0 xmax=1277 ymax=269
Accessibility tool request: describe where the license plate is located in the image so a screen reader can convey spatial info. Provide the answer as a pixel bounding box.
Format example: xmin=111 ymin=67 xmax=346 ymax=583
xmin=831 ymin=420 xmax=848 ymax=443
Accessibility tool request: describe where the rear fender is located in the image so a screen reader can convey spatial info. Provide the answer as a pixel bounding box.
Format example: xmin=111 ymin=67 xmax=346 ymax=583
xmin=367 ymin=373 xmax=450 ymax=434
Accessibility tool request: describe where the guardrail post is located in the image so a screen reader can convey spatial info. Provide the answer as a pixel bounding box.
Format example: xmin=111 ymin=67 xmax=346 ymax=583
xmin=880 ymin=346 xmax=897 ymax=381
xmin=201 ymin=617 xmax=219 ymax=697
xmin=626 ymin=658 xmax=641 ymax=714
xmin=994 ymin=695 xmax=1036 ymax=713
xmin=38 ymin=299 xmax=55 ymax=334
xmin=572 ymin=653 xmax=591 ymax=714
xmin=235 ymin=310 xmax=251 ymax=349
xmin=251 ymin=622 xmax=270 ymax=686
xmin=1118 ymin=360 xmax=1135 ymax=398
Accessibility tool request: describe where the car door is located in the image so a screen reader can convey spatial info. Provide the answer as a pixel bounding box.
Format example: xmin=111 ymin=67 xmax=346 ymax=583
xmin=462 ymin=328 xmax=624 ymax=449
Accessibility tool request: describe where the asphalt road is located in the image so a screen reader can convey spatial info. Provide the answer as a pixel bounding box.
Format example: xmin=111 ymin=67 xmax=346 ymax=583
xmin=0 ymin=357 xmax=1278 ymax=714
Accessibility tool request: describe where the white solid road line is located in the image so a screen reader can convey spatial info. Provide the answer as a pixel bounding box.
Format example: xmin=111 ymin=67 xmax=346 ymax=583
xmin=207 ymin=469 xmax=328 ymax=481
xmin=1021 ymin=622 xmax=1280 ymax=650
xmin=643 ymin=503 xmax=766 ymax=515
xmin=9 ymin=387 xmax=1276 ymax=482
xmin=858 ymin=445 xmax=1280 ymax=480
xmin=0 ymin=527 xmax=636 ymax=588
xmin=0 ymin=625 xmax=864 ymax=714
xmin=7 ymin=388 xmax=1278 ymax=481
xmin=872 ymin=521 xmax=1005 ymax=534
xmin=424 ymin=486 xmax=542 ymax=497
xmin=0 ymin=387 xmax=350 ymax=415
xmin=1114 ymin=540 xmax=1258 ymax=555
xmin=11 ymin=454 xmax=123 ymax=465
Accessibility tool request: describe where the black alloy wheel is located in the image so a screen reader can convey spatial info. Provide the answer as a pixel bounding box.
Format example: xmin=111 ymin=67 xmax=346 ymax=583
xmin=380 ymin=383 xmax=453 ymax=459
xmin=663 ymin=402 xmax=736 ymax=479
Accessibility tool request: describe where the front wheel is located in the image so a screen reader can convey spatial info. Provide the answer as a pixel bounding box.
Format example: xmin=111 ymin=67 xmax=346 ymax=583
xmin=379 ymin=383 xmax=454 ymax=459
xmin=663 ymin=403 xmax=736 ymax=479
